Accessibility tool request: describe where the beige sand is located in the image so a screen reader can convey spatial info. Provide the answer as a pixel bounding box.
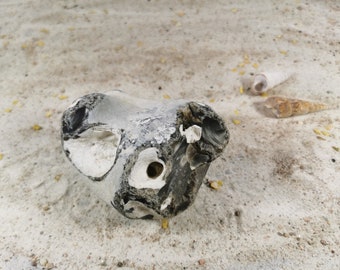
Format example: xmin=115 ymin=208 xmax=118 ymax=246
xmin=0 ymin=0 xmax=339 ymax=269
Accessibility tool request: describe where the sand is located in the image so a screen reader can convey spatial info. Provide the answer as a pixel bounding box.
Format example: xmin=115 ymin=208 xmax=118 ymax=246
xmin=0 ymin=0 xmax=339 ymax=269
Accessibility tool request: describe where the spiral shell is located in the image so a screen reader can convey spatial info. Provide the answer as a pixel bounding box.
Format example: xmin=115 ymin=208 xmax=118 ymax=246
xmin=251 ymin=71 xmax=294 ymax=95
xmin=264 ymin=96 xmax=329 ymax=118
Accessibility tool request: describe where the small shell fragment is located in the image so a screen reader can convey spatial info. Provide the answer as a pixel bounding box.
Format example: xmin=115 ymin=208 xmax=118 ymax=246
xmin=264 ymin=96 xmax=328 ymax=118
xmin=32 ymin=124 xmax=42 ymax=131
xmin=313 ymin=128 xmax=322 ymax=135
xmin=332 ymin=146 xmax=339 ymax=152
xmin=232 ymin=119 xmax=241 ymax=125
xmin=161 ymin=218 xmax=169 ymax=229
xmin=58 ymin=95 xmax=68 ymax=100
xmin=207 ymin=180 xmax=223 ymax=190
xmin=251 ymin=71 xmax=293 ymax=95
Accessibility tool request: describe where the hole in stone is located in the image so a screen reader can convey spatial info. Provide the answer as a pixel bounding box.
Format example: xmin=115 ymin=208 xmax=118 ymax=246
xmin=202 ymin=117 xmax=226 ymax=146
xmin=146 ymin=162 xmax=164 ymax=179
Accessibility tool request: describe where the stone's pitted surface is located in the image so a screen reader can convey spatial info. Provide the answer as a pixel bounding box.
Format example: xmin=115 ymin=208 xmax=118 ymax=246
xmin=61 ymin=90 xmax=229 ymax=219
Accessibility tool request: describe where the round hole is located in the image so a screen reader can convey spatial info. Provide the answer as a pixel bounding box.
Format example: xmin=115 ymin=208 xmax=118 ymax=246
xmin=146 ymin=162 xmax=164 ymax=179
xmin=255 ymin=82 xmax=264 ymax=92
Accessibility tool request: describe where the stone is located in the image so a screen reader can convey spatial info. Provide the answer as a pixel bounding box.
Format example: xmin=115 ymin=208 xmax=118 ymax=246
xmin=61 ymin=90 xmax=229 ymax=219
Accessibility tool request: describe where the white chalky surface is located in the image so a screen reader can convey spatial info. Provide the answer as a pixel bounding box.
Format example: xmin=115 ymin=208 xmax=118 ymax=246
xmin=0 ymin=0 xmax=339 ymax=269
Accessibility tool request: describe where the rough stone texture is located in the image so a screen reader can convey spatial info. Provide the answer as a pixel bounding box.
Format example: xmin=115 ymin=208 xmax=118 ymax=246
xmin=61 ymin=91 xmax=228 ymax=219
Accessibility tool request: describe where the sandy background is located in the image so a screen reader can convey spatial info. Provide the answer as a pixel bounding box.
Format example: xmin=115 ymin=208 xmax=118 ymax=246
xmin=0 ymin=0 xmax=339 ymax=269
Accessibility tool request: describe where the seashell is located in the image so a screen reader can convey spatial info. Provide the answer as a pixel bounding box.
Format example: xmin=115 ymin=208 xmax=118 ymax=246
xmin=61 ymin=90 xmax=229 ymax=219
xmin=251 ymin=71 xmax=294 ymax=95
xmin=263 ymin=96 xmax=329 ymax=118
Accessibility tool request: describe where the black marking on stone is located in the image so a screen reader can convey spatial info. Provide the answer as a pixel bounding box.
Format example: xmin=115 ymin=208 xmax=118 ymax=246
xmin=125 ymin=207 xmax=134 ymax=214
xmin=141 ymin=214 xmax=154 ymax=220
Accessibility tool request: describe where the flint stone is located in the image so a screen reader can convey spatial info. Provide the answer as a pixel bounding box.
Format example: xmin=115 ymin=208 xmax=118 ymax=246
xmin=61 ymin=90 xmax=229 ymax=219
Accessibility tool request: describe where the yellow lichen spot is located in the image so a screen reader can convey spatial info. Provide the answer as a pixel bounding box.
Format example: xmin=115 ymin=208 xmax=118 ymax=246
xmin=32 ymin=124 xmax=42 ymax=131
xmin=58 ymin=95 xmax=68 ymax=100
xmin=276 ymin=35 xmax=283 ymax=39
xmin=45 ymin=111 xmax=53 ymax=118
xmin=313 ymin=128 xmax=322 ymax=135
xmin=332 ymin=146 xmax=339 ymax=152
xmin=290 ymin=39 xmax=298 ymax=45
xmin=231 ymin=8 xmax=238 ymax=13
xmin=12 ymin=100 xmax=19 ymax=105
xmin=234 ymin=109 xmax=239 ymax=115
xmin=176 ymin=11 xmax=185 ymax=17
xmin=21 ymin=43 xmax=28 ymax=49
xmin=260 ymin=92 xmax=268 ymax=97
xmin=161 ymin=218 xmax=169 ymax=229
xmin=238 ymin=63 xmax=245 ymax=68
xmin=36 ymin=40 xmax=45 ymax=47
xmin=68 ymin=27 xmax=75 ymax=31
xmin=163 ymin=94 xmax=171 ymax=99
xmin=0 ymin=153 xmax=3 ymax=160
xmin=232 ymin=119 xmax=241 ymax=125
xmin=4 ymin=108 xmax=12 ymax=113
xmin=252 ymin=63 xmax=259 ymax=69
xmin=209 ymin=98 xmax=215 ymax=103
xmin=160 ymin=57 xmax=167 ymax=64
xmin=279 ymin=50 xmax=288 ymax=55
xmin=40 ymin=28 xmax=50 ymax=34
xmin=238 ymin=70 xmax=245 ymax=75
xmin=137 ymin=41 xmax=144 ymax=47
xmin=231 ymin=68 xmax=237 ymax=72
xmin=239 ymin=86 xmax=244 ymax=94
xmin=54 ymin=174 xmax=62 ymax=182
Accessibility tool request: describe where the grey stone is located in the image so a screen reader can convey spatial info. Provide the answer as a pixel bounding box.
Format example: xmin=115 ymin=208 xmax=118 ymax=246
xmin=61 ymin=90 xmax=229 ymax=219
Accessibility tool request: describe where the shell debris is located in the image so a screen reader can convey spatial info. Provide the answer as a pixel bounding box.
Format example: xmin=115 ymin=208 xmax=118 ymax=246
xmin=58 ymin=95 xmax=68 ymax=100
xmin=32 ymin=124 xmax=42 ymax=131
xmin=40 ymin=28 xmax=50 ymax=34
xmin=230 ymin=54 xmax=260 ymax=77
xmin=232 ymin=119 xmax=241 ymax=125
xmin=207 ymin=180 xmax=223 ymax=190
xmin=54 ymin=174 xmax=62 ymax=181
xmin=313 ymin=128 xmax=322 ymax=136
xmin=161 ymin=218 xmax=169 ymax=229
xmin=264 ymin=96 xmax=328 ymax=118
xmin=45 ymin=110 xmax=53 ymax=118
